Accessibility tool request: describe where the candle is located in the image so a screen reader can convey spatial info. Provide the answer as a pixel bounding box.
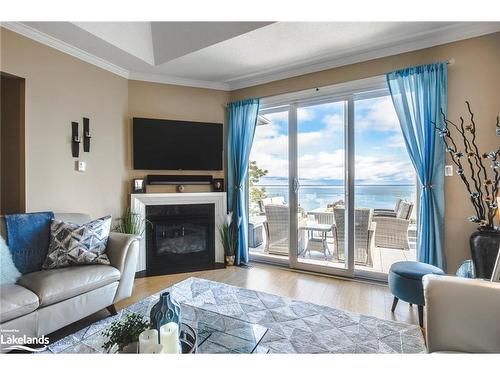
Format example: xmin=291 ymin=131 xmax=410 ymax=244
xmin=139 ymin=329 xmax=158 ymax=353
xmin=159 ymin=322 xmax=179 ymax=354
xmin=142 ymin=343 xmax=163 ymax=354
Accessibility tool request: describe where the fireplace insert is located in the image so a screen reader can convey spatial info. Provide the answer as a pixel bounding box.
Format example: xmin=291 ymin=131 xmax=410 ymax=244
xmin=145 ymin=204 xmax=216 ymax=275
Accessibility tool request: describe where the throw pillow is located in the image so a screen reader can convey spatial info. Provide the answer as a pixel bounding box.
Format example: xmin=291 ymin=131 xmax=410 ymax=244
xmin=43 ymin=216 xmax=112 ymax=269
xmin=0 ymin=236 xmax=22 ymax=285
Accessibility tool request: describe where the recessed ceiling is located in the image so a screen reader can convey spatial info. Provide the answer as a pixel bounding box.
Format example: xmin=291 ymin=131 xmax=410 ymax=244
xmin=4 ymin=21 xmax=500 ymax=90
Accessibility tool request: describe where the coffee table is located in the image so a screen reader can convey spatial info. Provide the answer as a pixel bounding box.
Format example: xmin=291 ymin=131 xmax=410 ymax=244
xmin=177 ymin=303 xmax=268 ymax=353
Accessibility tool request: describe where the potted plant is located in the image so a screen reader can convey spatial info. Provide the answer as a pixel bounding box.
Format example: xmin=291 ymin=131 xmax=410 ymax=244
xmin=101 ymin=313 xmax=150 ymax=353
xmin=434 ymin=102 xmax=499 ymax=278
xmin=219 ymin=212 xmax=239 ymax=266
xmin=114 ymin=208 xmax=150 ymax=237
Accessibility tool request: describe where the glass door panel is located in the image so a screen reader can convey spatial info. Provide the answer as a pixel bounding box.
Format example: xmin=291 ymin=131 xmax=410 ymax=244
xmin=248 ymin=109 xmax=290 ymax=264
xmin=353 ymin=95 xmax=417 ymax=278
xmin=292 ymin=101 xmax=349 ymax=273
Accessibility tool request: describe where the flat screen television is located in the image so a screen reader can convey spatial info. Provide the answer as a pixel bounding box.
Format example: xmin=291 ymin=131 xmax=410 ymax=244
xmin=133 ymin=117 xmax=223 ymax=170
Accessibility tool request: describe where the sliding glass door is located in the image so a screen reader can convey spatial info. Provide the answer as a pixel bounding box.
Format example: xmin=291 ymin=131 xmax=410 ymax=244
xmin=249 ymin=77 xmax=417 ymax=281
xmin=291 ymin=100 xmax=351 ymax=275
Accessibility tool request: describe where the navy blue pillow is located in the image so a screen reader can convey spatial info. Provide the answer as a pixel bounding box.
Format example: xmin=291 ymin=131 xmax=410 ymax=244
xmin=5 ymin=211 xmax=54 ymax=274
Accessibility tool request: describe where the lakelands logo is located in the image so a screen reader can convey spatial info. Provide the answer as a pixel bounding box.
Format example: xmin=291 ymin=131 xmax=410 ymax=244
xmin=1 ymin=329 xmax=49 ymax=352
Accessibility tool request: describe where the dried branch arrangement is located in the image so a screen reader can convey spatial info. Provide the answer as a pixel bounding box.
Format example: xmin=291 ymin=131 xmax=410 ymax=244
xmin=434 ymin=102 xmax=500 ymax=230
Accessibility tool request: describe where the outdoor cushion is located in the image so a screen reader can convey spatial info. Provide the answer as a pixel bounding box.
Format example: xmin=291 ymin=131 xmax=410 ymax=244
xmin=0 ymin=284 xmax=39 ymax=323
xmin=17 ymin=265 xmax=120 ymax=307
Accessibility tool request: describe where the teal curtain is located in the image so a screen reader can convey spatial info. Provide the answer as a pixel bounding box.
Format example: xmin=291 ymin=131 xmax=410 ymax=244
xmin=386 ymin=62 xmax=447 ymax=271
xmin=227 ymin=98 xmax=260 ymax=265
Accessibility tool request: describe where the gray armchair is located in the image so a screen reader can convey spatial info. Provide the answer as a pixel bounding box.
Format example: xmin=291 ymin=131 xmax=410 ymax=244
xmin=333 ymin=207 xmax=376 ymax=266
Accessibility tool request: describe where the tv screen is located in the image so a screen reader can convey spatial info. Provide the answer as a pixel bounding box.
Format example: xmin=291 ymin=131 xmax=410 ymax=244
xmin=133 ymin=118 xmax=223 ymax=170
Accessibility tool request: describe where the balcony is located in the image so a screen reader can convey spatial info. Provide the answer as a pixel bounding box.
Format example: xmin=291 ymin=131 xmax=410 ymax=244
xmin=249 ymin=184 xmax=417 ymax=274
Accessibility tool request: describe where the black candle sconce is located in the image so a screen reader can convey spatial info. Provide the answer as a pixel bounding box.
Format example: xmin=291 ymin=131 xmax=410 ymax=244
xmin=83 ymin=117 xmax=91 ymax=152
xmin=71 ymin=121 xmax=80 ymax=158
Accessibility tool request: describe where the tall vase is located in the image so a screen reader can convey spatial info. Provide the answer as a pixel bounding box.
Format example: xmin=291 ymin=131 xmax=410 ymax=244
xmin=149 ymin=292 xmax=181 ymax=332
xmin=470 ymin=229 xmax=500 ymax=279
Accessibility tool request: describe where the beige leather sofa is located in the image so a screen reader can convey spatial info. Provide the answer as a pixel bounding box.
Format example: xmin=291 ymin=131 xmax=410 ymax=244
xmin=0 ymin=213 xmax=139 ymax=346
xmin=423 ymin=274 xmax=500 ymax=353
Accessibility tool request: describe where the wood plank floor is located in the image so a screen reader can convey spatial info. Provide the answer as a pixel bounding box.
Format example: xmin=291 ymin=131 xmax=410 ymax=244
xmin=116 ymin=262 xmax=421 ymax=326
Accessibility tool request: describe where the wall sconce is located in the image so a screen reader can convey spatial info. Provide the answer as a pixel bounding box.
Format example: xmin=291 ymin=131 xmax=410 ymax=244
xmin=83 ymin=117 xmax=91 ymax=152
xmin=71 ymin=121 xmax=80 ymax=158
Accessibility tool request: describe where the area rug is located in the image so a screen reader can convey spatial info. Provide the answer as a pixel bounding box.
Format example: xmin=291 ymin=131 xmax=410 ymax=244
xmin=41 ymin=277 xmax=426 ymax=354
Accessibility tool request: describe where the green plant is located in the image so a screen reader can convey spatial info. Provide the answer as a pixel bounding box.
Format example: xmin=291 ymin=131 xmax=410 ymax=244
xmin=249 ymin=160 xmax=268 ymax=216
xmin=114 ymin=208 xmax=150 ymax=236
xmin=219 ymin=212 xmax=238 ymax=257
xmin=101 ymin=313 xmax=150 ymax=352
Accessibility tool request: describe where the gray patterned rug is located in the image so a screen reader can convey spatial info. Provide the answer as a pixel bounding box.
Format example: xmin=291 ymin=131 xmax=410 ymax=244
xmin=41 ymin=277 xmax=426 ymax=354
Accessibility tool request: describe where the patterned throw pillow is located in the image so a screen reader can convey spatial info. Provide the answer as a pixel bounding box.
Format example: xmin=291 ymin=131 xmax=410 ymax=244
xmin=43 ymin=216 xmax=112 ymax=269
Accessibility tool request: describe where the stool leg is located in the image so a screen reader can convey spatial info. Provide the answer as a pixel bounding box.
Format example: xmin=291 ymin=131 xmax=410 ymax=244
xmin=391 ymin=297 xmax=399 ymax=312
xmin=418 ymin=305 xmax=424 ymax=328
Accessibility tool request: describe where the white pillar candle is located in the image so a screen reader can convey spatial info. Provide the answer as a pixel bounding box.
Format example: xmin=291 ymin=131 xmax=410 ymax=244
xmin=159 ymin=322 xmax=180 ymax=354
xmin=142 ymin=343 xmax=163 ymax=354
xmin=138 ymin=329 xmax=158 ymax=353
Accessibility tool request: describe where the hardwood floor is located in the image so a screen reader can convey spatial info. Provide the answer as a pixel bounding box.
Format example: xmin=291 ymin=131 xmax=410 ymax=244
xmin=116 ymin=262 xmax=421 ymax=326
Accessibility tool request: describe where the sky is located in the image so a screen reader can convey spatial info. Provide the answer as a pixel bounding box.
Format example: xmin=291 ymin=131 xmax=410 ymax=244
xmin=250 ymin=95 xmax=415 ymax=186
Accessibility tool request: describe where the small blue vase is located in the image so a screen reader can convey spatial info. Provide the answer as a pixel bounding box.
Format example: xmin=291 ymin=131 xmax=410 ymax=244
xmin=149 ymin=292 xmax=181 ymax=332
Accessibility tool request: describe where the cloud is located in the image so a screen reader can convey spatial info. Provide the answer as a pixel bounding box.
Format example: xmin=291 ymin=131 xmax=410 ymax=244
xmin=387 ymin=133 xmax=407 ymax=148
xmin=355 ymin=96 xmax=400 ymax=132
xmin=250 ymin=97 xmax=414 ymax=185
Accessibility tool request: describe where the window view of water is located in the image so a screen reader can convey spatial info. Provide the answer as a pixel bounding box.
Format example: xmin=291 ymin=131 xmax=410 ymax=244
xmin=254 ymin=184 xmax=416 ymax=213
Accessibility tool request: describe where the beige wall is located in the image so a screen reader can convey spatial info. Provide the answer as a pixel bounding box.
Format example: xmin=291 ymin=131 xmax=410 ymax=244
xmin=231 ymin=32 xmax=500 ymax=272
xmin=128 ymin=80 xmax=229 ymax=194
xmin=1 ymin=28 xmax=129 ymax=219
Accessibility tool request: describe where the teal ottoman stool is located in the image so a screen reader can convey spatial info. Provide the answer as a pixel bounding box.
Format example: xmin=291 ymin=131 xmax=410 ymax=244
xmin=388 ymin=261 xmax=444 ymax=327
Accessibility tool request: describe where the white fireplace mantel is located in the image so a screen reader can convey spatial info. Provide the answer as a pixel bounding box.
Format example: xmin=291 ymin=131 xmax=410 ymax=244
xmin=131 ymin=192 xmax=227 ymax=272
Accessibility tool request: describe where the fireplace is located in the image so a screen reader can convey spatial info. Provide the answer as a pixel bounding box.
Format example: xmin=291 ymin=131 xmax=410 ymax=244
xmin=145 ymin=204 xmax=216 ymax=275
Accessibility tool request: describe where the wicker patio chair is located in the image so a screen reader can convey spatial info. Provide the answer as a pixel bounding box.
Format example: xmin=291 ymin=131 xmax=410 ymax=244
xmin=263 ymin=204 xmax=305 ymax=256
xmin=333 ymin=207 xmax=376 ymax=266
xmin=372 ymin=200 xmax=414 ymax=250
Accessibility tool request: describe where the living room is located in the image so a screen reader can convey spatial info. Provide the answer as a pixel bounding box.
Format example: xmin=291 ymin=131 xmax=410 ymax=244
xmin=1 ymin=1 xmax=500 ymax=373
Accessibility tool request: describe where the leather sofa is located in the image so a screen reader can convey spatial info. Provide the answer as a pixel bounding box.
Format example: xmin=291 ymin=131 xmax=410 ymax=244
xmin=0 ymin=213 xmax=139 ymax=347
xmin=423 ymin=274 xmax=500 ymax=353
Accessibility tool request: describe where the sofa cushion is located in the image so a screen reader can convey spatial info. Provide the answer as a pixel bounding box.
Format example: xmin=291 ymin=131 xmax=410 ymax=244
xmin=0 ymin=284 xmax=39 ymax=323
xmin=17 ymin=265 xmax=120 ymax=307
xmin=43 ymin=216 xmax=112 ymax=269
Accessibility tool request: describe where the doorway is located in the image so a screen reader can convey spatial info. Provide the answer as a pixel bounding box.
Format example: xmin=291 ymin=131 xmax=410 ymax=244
xmin=1 ymin=72 xmax=26 ymax=215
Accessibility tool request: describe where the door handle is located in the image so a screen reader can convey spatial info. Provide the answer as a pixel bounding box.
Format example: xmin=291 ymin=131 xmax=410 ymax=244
xmin=293 ymin=177 xmax=300 ymax=193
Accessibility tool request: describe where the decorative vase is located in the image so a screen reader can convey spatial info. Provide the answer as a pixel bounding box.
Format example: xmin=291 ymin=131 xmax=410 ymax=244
xmin=225 ymin=255 xmax=235 ymax=266
xmin=470 ymin=229 xmax=500 ymax=279
xmin=149 ymin=292 xmax=181 ymax=332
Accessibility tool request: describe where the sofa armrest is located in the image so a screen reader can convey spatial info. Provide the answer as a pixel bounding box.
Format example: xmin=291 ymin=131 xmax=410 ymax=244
xmin=423 ymin=274 xmax=500 ymax=353
xmin=106 ymin=232 xmax=140 ymax=303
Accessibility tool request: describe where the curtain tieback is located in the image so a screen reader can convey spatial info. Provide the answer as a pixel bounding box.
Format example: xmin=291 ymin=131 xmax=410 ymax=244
xmin=423 ymin=184 xmax=433 ymax=189
xmin=233 ymin=184 xmax=243 ymax=191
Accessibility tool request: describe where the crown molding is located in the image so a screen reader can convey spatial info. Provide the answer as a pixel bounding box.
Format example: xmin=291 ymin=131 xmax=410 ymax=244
xmin=225 ymin=22 xmax=500 ymax=90
xmin=1 ymin=22 xmax=130 ymax=79
xmin=128 ymin=71 xmax=230 ymax=91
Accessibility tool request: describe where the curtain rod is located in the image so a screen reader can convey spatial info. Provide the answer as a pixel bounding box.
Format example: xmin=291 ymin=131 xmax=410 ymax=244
xmin=227 ymin=58 xmax=456 ymax=105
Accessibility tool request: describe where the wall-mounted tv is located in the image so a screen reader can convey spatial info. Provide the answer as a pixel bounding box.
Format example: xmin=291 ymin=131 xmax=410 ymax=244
xmin=133 ymin=117 xmax=223 ymax=171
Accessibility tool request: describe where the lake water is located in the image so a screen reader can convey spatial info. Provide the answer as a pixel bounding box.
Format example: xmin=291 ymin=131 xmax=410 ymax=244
xmin=255 ymin=185 xmax=417 ymax=214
